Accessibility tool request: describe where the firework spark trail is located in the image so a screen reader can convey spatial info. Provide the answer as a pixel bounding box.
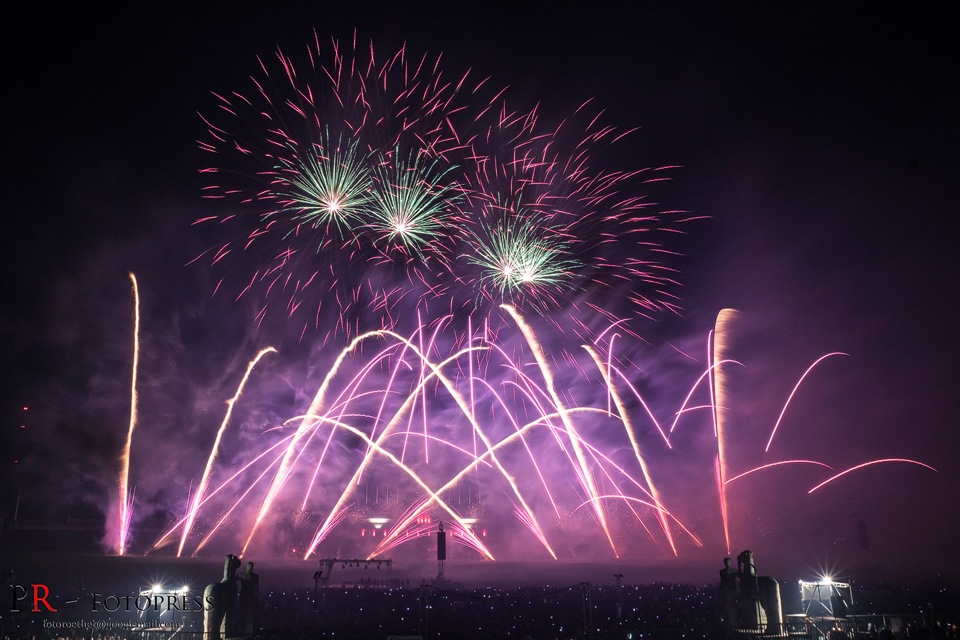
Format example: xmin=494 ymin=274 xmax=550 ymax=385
xmin=490 ymin=335 xmax=593 ymax=463
xmin=384 ymin=430 xmax=496 ymax=465
xmin=488 ymin=340 xmax=606 ymax=520
xmin=667 ymin=362 xmax=741 ymax=436
xmin=302 ymin=502 xmax=355 ymax=555
xmin=241 ymin=328 xmax=398 ymax=555
xmin=359 ymin=337 xmax=418 ymax=483
xmin=764 ymin=352 xmax=849 ymax=452
xmin=725 ymin=460 xmax=835 ymax=484
xmin=555 ymin=434 xmax=661 ymax=546
xmin=374 ymin=521 xmax=437 ymax=556
xmin=301 ymin=343 xmax=408 ymax=505
xmin=475 ymin=377 xmax=562 ymax=521
xmin=196 ymin=446 xmax=294 ymax=555
xmin=512 ymin=500 xmax=553 ymax=553
xmin=377 ymin=496 xmax=430 ymax=546
xmin=583 ymin=345 xmax=676 ymax=555
xmin=573 ymin=496 xmax=703 ymax=545
xmin=114 ymin=296 xmax=935 ymax=560
xmin=178 ymin=347 xmax=276 ymax=557
xmin=468 ymin=316 xmax=477 ymax=465
xmin=303 ymin=344 xmax=486 ymax=559
xmin=153 ymin=433 xmax=296 ymax=551
xmin=605 ymin=361 xmax=672 ymax=448
xmin=606 ymin=333 xmax=617 ymax=416
xmin=369 ymin=407 xmax=610 ymax=560
xmin=117 ymin=273 xmax=140 ymax=556
xmin=443 ymin=521 xmax=491 ymax=557
xmin=304 ymin=338 xmax=555 ymax=560
xmin=503 ymin=304 xmax=618 ymax=557
xmin=298 ymin=415 xmax=494 ymax=560
xmin=807 ymin=459 xmax=937 ymax=494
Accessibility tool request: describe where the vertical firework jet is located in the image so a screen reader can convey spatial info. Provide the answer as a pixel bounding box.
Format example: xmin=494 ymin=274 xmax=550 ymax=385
xmin=117 ymin=273 xmax=139 ymax=556
xmin=711 ymin=308 xmax=738 ymax=555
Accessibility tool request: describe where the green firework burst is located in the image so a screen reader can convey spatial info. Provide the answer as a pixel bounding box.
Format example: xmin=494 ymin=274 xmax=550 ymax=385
xmin=273 ymin=134 xmax=373 ymax=242
xmin=466 ymin=212 xmax=579 ymax=304
xmin=365 ymin=149 xmax=460 ymax=259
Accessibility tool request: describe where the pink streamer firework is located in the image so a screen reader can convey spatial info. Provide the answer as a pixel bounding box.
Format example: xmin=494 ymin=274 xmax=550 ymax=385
xmin=108 ymin=282 xmax=935 ymax=560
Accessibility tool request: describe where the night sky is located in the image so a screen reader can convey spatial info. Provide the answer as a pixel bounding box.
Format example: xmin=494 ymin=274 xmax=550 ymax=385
xmin=3 ymin=3 xmax=958 ymax=582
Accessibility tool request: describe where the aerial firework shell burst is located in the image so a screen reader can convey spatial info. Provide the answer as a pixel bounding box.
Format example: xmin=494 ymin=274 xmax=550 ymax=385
xmin=195 ymin=34 xmax=691 ymax=338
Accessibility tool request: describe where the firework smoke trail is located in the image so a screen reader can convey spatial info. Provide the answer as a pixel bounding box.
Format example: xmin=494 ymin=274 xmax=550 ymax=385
xmin=712 ymin=308 xmax=738 ymax=555
xmin=177 ymin=346 xmax=276 ymax=557
xmin=117 ymin=273 xmax=139 ymax=556
xmin=503 ymin=304 xmax=618 ymax=556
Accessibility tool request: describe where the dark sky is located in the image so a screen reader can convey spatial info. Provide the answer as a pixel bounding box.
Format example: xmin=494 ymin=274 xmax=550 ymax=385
xmin=3 ymin=3 xmax=958 ymax=582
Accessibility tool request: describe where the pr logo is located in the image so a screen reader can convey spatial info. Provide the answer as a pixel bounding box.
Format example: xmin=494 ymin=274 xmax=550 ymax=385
xmin=10 ymin=584 xmax=58 ymax=612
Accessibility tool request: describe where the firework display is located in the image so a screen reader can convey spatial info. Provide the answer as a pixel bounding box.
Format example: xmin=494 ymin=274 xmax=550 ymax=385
xmin=103 ymin=36 xmax=939 ymax=563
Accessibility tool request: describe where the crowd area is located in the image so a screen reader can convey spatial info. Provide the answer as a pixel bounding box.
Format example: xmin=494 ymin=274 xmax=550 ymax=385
xmin=2 ymin=577 xmax=957 ymax=640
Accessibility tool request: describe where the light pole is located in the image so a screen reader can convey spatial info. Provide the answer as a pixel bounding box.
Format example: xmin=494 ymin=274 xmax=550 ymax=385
xmin=614 ymin=574 xmax=624 ymax=625
xmin=313 ymin=570 xmax=322 ymax=628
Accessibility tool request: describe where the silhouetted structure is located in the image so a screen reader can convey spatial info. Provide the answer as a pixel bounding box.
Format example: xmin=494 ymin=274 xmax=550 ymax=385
xmin=204 ymin=554 xmax=240 ymax=640
xmin=239 ymin=561 xmax=260 ymax=635
xmin=719 ymin=557 xmax=739 ymax=626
